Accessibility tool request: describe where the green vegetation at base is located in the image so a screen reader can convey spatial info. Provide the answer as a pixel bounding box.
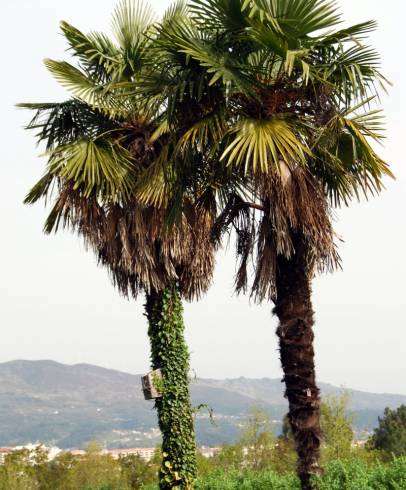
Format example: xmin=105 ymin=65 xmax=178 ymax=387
xmin=189 ymin=458 xmax=406 ymax=490
xmin=160 ymin=458 xmax=406 ymax=490
xmin=2 ymin=450 xmax=405 ymax=490
xmin=313 ymin=458 xmax=406 ymax=490
xmin=1 ymin=446 xmax=405 ymax=490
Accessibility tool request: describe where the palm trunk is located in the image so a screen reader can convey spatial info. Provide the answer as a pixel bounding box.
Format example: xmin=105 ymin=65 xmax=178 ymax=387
xmin=145 ymin=287 xmax=197 ymax=490
xmin=273 ymin=234 xmax=322 ymax=490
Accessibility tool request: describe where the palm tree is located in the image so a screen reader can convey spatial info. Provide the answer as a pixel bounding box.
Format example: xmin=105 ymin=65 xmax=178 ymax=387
xmin=132 ymin=1 xmax=392 ymax=487
xmin=19 ymin=2 xmax=216 ymax=488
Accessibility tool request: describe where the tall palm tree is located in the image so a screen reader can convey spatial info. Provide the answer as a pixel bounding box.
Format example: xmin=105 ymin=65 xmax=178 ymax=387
xmin=132 ymin=0 xmax=392 ymax=487
xmin=19 ymin=2 xmax=215 ymax=488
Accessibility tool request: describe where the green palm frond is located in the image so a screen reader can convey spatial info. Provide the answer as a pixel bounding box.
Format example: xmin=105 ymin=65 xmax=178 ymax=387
xmin=243 ymin=0 xmax=341 ymax=37
xmin=312 ymin=105 xmax=393 ymax=204
xmin=348 ymin=110 xmax=385 ymax=142
xmin=162 ymin=0 xmax=189 ymax=26
xmin=246 ymin=49 xmax=282 ymax=79
xmin=275 ymin=0 xmax=341 ymax=36
xmin=44 ymin=60 xmax=128 ymax=115
xmin=174 ymin=35 xmax=252 ymax=90
xmin=180 ymin=111 xmax=226 ymax=153
xmin=284 ymin=49 xmax=311 ymax=84
xmin=189 ymin=0 xmax=250 ymax=32
xmin=17 ymin=99 xmax=118 ymax=150
xmin=112 ymin=0 xmax=157 ymax=54
xmin=24 ymin=172 xmax=55 ymax=205
xmin=340 ymin=98 xmax=386 ymax=141
xmin=44 ymin=60 xmax=105 ymax=102
xmin=241 ymin=0 xmax=282 ymax=33
xmin=45 ymin=59 xmax=101 ymax=101
xmin=47 ymin=137 xmax=136 ymax=201
xmin=316 ymin=20 xmax=378 ymax=45
xmin=134 ymin=146 xmax=172 ymax=207
xmin=149 ymin=120 xmax=171 ymax=143
xmin=141 ymin=17 xmax=209 ymax=105
xmin=221 ymin=118 xmax=310 ymax=173
xmin=320 ymin=44 xmax=387 ymax=102
xmin=60 ymin=21 xmax=121 ymax=81
xmin=247 ymin=22 xmax=318 ymax=84
xmin=339 ymin=116 xmax=393 ymax=179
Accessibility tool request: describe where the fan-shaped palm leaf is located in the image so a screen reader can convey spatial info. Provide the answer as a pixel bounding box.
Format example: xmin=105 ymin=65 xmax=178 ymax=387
xmin=47 ymin=137 xmax=136 ymax=201
xmin=17 ymin=99 xmax=119 ymax=150
xmin=189 ymin=0 xmax=250 ymax=31
xmin=44 ymin=60 xmax=127 ymax=115
xmin=221 ymin=118 xmax=310 ymax=172
xmin=60 ymin=21 xmax=121 ymax=82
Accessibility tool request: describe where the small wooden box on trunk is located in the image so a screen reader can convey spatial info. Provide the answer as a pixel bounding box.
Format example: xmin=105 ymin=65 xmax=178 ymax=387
xmin=141 ymin=369 xmax=163 ymax=400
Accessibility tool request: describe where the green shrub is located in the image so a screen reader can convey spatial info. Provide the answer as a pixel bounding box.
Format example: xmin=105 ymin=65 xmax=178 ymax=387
xmin=314 ymin=457 xmax=406 ymax=490
xmin=145 ymin=458 xmax=406 ymax=490
xmin=194 ymin=470 xmax=300 ymax=489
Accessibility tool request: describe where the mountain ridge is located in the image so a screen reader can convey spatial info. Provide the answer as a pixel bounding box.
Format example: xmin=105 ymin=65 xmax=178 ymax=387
xmin=0 ymin=360 xmax=404 ymax=448
xmin=5 ymin=359 xmax=405 ymax=400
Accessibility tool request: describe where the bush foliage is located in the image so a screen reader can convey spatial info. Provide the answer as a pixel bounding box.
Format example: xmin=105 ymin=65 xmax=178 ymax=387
xmin=0 ymin=447 xmax=405 ymax=490
xmin=143 ymin=458 xmax=406 ymax=490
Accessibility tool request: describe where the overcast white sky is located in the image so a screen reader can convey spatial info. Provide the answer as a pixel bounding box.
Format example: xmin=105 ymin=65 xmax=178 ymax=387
xmin=1 ymin=0 xmax=405 ymax=395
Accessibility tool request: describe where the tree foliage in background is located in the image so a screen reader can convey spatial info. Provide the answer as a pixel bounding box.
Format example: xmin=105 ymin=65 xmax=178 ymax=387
xmin=238 ymin=407 xmax=276 ymax=471
xmin=320 ymin=394 xmax=354 ymax=462
xmin=0 ymin=443 xmax=158 ymax=490
xmin=368 ymin=405 xmax=406 ymax=458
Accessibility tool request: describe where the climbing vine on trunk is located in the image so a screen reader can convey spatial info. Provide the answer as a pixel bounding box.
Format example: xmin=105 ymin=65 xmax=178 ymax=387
xmin=145 ymin=287 xmax=197 ymax=489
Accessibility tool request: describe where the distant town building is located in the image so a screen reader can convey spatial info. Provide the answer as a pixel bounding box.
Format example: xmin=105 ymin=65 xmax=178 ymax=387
xmin=199 ymin=446 xmax=221 ymax=458
xmin=70 ymin=449 xmax=86 ymax=457
xmin=0 ymin=448 xmax=11 ymax=465
xmin=106 ymin=447 xmax=156 ymax=461
xmin=352 ymin=440 xmax=367 ymax=448
xmin=0 ymin=445 xmax=224 ymax=464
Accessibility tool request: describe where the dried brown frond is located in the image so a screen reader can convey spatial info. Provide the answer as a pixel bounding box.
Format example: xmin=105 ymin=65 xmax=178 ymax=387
xmin=45 ymin=180 xmax=216 ymax=301
xmin=82 ymin=201 xmax=215 ymax=301
xmin=43 ymin=181 xmax=104 ymax=235
xmin=247 ymin=165 xmax=341 ymax=301
xmin=215 ymin=166 xmax=341 ymax=302
xmin=212 ymin=193 xmax=256 ymax=295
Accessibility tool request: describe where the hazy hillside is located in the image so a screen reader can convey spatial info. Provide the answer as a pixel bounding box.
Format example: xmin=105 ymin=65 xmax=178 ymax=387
xmin=199 ymin=377 xmax=406 ymax=411
xmin=0 ymin=360 xmax=404 ymax=448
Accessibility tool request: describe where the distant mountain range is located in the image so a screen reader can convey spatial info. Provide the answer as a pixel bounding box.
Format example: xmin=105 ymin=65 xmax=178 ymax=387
xmin=0 ymin=360 xmax=404 ymax=449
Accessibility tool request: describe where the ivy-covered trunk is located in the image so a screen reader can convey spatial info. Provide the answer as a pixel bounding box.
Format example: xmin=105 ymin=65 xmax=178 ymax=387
xmin=145 ymin=287 xmax=197 ymax=489
xmin=274 ymin=234 xmax=323 ymax=490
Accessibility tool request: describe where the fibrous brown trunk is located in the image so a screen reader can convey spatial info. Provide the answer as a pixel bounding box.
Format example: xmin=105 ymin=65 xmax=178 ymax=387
xmin=273 ymin=234 xmax=322 ymax=490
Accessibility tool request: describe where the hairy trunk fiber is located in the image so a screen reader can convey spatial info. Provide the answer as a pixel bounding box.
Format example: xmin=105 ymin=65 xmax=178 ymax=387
xmin=145 ymin=287 xmax=197 ymax=490
xmin=273 ymin=235 xmax=322 ymax=490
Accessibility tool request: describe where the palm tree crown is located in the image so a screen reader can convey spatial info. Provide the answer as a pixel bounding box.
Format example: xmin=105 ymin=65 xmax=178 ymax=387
xmin=119 ymin=1 xmax=391 ymax=488
xmin=20 ymin=0 xmax=216 ymax=300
